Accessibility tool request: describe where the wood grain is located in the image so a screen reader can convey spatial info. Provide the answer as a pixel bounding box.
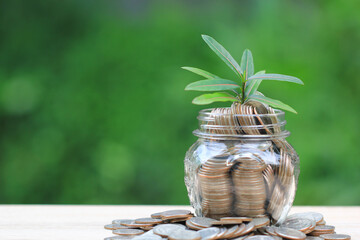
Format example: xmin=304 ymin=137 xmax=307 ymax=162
xmin=0 ymin=205 xmax=358 ymax=240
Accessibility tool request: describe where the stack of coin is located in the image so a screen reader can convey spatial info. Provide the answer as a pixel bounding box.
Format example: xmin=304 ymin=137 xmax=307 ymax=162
xmin=232 ymin=154 xmax=267 ymax=217
xmin=210 ymin=107 xmax=238 ymax=135
xmin=198 ymin=154 xmax=233 ymax=219
xmin=232 ymin=102 xmax=261 ymax=135
xmin=104 ymin=210 xmax=351 ymax=240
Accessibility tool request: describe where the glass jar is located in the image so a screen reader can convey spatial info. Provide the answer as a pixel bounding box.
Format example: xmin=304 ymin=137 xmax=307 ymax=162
xmin=184 ymin=105 xmax=300 ymax=224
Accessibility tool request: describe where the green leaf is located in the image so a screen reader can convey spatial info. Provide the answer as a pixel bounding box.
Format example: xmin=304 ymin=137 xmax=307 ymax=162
xmin=185 ymin=79 xmax=241 ymax=92
xmin=248 ymin=94 xmax=297 ymax=113
xmin=244 ymin=70 xmax=265 ymax=99
xmin=192 ymin=92 xmax=238 ymax=105
xmin=181 ymin=67 xmax=219 ymax=79
xmin=247 ymin=73 xmax=304 ymax=85
xmin=201 ymin=35 xmax=243 ymax=81
xmin=240 ymin=49 xmax=254 ymax=79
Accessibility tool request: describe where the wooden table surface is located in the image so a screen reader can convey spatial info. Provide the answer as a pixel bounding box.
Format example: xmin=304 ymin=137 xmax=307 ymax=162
xmin=0 ymin=205 xmax=358 ymax=240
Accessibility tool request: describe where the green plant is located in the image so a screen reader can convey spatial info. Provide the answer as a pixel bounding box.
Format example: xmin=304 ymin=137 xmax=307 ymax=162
xmin=183 ymin=35 xmax=304 ymax=113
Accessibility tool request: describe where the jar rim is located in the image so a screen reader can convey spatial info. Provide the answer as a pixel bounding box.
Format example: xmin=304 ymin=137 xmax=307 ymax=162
xmin=194 ymin=107 xmax=289 ymax=140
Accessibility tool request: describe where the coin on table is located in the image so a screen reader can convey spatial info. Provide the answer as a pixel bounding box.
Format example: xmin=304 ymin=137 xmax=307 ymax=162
xmin=230 ymin=223 xmax=246 ymax=238
xmin=133 ymin=230 xmax=162 ymax=240
xmin=246 ymin=236 xmax=276 ymax=240
xmin=264 ymin=226 xmax=277 ymax=236
xmin=287 ymin=212 xmax=324 ymax=224
xmin=135 ymin=218 xmax=163 ymax=224
xmin=241 ymin=221 xmax=256 ymax=235
xmin=221 ymin=225 xmax=240 ymax=239
xmin=133 ymin=233 xmax=162 ymax=240
xmin=121 ymin=220 xmax=155 ymax=228
xmin=151 ymin=212 xmax=164 ymax=219
xmin=105 ymin=224 xmax=129 ymax=230
xmin=112 ymin=219 xmax=134 ymax=225
xmin=198 ymin=227 xmax=220 ymax=240
xmin=168 ymin=217 xmax=192 ymax=223
xmin=309 ymin=225 xmax=335 ymax=235
xmin=104 ymin=236 xmax=136 ymax=240
xmin=319 ymin=234 xmax=351 ymax=240
xmin=153 ymin=224 xmax=186 ymax=237
xmin=275 ymin=227 xmax=306 ymax=240
xmin=168 ymin=229 xmax=201 ymax=240
xmin=113 ymin=229 xmax=144 ymax=236
xmin=281 ymin=218 xmax=314 ymax=232
xmin=252 ymin=217 xmax=270 ymax=228
xmin=160 ymin=210 xmax=192 ymax=220
xmin=189 ymin=217 xmax=215 ymax=228
xmin=186 ymin=219 xmax=205 ymax=230
xmin=306 ymin=237 xmax=324 ymax=240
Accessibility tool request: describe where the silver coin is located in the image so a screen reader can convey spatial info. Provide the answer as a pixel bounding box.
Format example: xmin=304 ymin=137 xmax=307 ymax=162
xmin=168 ymin=229 xmax=201 ymax=240
xmin=306 ymin=237 xmax=324 ymax=240
xmin=112 ymin=219 xmax=134 ymax=225
xmin=281 ymin=218 xmax=314 ymax=232
xmin=319 ymin=234 xmax=351 ymax=240
xmin=246 ymin=236 xmax=276 ymax=240
xmin=133 ymin=232 xmax=162 ymax=240
xmin=153 ymin=224 xmax=186 ymax=237
xmin=113 ymin=229 xmax=144 ymax=236
xmin=105 ymin=224 xmax=129 ymax=230
xmin=135 ymin=218 xmax=163 ymax=224
xmin=287 ymin=212 xmax=323 ymax=224
xmin=275 ymin=227 xmax=306 ymax=240
xmin=252 ymin=217 xmax=270 ymax=228
xmin=189 ymin=217 xmax=215 ymax=228
xmin=198 ymin=227 xmax=220 ymax=240
xmin=104 ymin=236 xmax=135 ymax=240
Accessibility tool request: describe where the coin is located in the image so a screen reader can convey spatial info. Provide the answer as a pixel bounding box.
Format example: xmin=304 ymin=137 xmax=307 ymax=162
xmin=221 ymin=225 xmax=240 ymax=239
xmin=104 ymin=236 xmax=135 ymax=240
xmin=186 ymin=219 xmax=205 ymax=230
xmin=246 ymin=236 xmax=276 ymax=240
xmin=160 ymin=210 xmax=193 ymax=220
xmin=168 ymin=229 xmax=201 ymax=240
xmin=133 ymin=231 xmax=162 ymax=240
xmin=287 ymin=212 xmax=324 ymax=224
xmin=319 ymin=234 xmax=351 ymax=240
xmin=113 ymin=229 xmax=144 ymax=236
xmin=281 ymin=218 xmax=314 ymax=232
xmin=135 ymin=218 xmax=163 ymax=224
xmin=241 ymin=221 xmax=256 ymax=235
xmin=121 ymin=220 xmax=154 ymax=228
xmin=264 ymin=226 xmax=277 ymax=236
xmin=309 ymin=225 xmax=335 ymax=236
xmin=188 ymin=217 xmax=214 ymax=228
xmin=275 ymin=227 xmax=306 ymax=240
xmin=105 ymin=224 xmax=129 ymax=230
xmin=306 ymin=237 xmax=324 ymax=240
xmin=252 ymin=217 xmax=270 ymax=228
xmin=198 ymin=227 xmax=220 ymax=240
xmin=153 ymin=224 xmax=186 ymax=237
xmin=112 ymin=219 xmax=134 ymax=225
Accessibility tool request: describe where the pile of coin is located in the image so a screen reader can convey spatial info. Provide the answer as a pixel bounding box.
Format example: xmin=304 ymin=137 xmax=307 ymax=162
xmin=104 ymin=210 xmax=351 ymax=240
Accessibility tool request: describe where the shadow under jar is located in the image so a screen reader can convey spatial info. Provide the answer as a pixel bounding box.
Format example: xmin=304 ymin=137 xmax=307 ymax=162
xmin=184 ymin=104 xmax=300 ymax=225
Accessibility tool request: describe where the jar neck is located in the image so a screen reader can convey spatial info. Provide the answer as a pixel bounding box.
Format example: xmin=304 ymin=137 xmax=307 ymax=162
xmin=194 ymin=106 xmax=290 ymax=141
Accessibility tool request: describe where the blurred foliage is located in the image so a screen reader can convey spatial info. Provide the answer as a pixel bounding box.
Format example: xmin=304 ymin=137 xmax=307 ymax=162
xmin=0 ymin=0 xmax=359 ymax=205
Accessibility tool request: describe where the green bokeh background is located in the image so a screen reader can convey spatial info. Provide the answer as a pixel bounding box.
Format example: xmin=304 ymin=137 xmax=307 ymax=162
xmin=0 ymin=0 xmax=359 ymax=205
